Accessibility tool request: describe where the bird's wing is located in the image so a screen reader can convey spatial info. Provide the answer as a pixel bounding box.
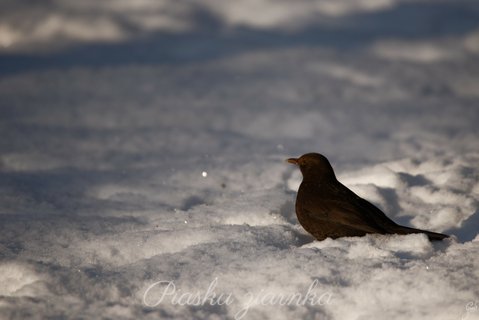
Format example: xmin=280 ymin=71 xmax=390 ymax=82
xmin=299 ymin=181 xmax=396 ymax=234
xmin=301 ymin=199 xmax=387 ymax=234
xmin=349 ymin=193 xmax=399 ymax=228
xmin=329 ymin=182 xmax=448 ymax=240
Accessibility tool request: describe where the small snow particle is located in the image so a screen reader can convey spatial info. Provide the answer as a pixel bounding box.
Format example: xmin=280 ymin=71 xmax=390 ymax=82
xmin=202 ymin=171 xmax=208 ymax=177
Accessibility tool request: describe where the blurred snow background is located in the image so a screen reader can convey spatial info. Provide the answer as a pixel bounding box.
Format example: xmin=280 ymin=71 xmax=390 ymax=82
xmin=1 ymin=0 xmax=479 ymax=319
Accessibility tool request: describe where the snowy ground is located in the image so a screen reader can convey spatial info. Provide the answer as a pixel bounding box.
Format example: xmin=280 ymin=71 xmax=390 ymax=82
xmin=1 ymin=0 xmax=479 ymax=319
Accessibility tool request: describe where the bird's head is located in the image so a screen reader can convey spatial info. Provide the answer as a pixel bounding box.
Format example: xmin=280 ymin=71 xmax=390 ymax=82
xmin=287 ymin=153 xmax=336 ymax=181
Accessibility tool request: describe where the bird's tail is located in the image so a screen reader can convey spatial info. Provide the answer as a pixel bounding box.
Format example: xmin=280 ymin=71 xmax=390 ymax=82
xmin=391 ymin=225 xmax=449 ymax=241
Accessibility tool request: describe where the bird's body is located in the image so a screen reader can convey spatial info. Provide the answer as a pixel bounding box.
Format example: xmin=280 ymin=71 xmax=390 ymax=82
xmin=288 ymin=153 xmax=448 ymax=241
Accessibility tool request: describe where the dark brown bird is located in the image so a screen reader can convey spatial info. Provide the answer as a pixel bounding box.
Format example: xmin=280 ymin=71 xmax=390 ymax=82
xmin=287 ymin=153 xmax=448 ymax=241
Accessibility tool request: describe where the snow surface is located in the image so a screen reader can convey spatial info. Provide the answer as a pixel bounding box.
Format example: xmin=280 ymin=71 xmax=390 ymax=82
xmin=1 ymin=0 xmax=479 ymax=319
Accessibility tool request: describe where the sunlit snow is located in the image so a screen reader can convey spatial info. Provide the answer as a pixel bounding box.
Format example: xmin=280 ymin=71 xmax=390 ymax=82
xmin=1 ymin=0 xmax=479 ymax=319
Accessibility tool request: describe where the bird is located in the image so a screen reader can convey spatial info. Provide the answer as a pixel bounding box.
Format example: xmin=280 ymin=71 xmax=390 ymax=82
xmin=287 ymin=153 xmax=448 ymax=241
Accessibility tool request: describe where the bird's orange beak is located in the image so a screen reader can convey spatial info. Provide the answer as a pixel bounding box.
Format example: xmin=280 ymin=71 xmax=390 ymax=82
xmin=286 ymin=158 xmax=299 ymax=165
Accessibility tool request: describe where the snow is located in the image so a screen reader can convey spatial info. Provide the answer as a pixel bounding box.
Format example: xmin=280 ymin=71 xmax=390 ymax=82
xmin=1 ymin=0 xmax=479 ymax=319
